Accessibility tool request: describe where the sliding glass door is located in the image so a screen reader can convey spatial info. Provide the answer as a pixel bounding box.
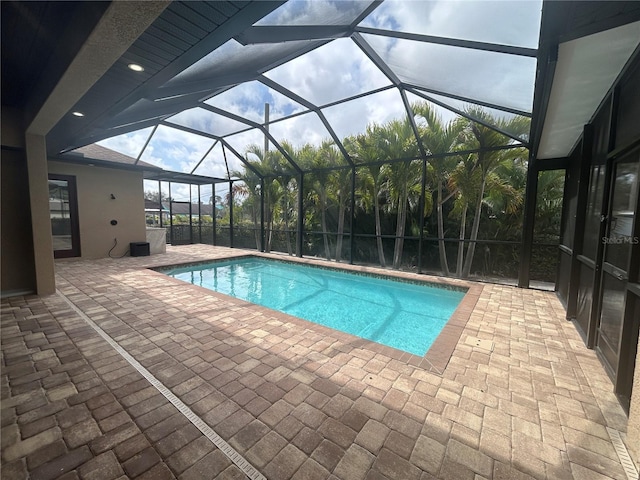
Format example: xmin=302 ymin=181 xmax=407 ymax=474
xmin=596 ymin=150 xmax=639 ymax=379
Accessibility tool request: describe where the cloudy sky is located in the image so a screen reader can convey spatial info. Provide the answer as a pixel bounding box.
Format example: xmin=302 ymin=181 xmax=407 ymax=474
xmin=98 ymin=0 xmax=542 ymax=204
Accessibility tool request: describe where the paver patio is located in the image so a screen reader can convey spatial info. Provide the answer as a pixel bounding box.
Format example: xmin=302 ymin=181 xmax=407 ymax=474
xmin=1 ymin=245 xmax=634 ymax=479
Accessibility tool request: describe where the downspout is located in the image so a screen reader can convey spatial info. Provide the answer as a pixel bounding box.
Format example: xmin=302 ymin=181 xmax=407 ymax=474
xmin=260 ymin=178 xmax=265 ymax=252
xmin=350 ymin=165 xmax=356 ymax=264
xmin=297 ymin=172 xmax=304 ymax=257
xmin=212 ymin=183 xmax=217 ymax=246
xmin=168 ymin=182 xmax=173 ymax=245
xmin=229 ymin=180 xmax=234 ymax=248
xmin=418 ymin=156 xmax=427 ymax=274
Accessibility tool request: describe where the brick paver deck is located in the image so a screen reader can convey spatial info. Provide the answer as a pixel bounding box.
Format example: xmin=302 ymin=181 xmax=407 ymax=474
xmin=1 ymin=245 xmax=633 ymax=479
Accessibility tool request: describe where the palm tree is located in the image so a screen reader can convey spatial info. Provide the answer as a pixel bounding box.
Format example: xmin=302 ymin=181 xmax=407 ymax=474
xmin=230 ymin=169 xmax=261 ymax=248
xmin=345 ymin=127 xmax=388 ymax=267
xmin=316 ymin=141 xmax=343 ymax=260
xmin=272 ymin=141 xmax=298 ymax=255
xmin=413 ymin=102 xmax=464 ymax=276
xmin=240 ymin=145 xmax=286 ymax=253
xmin=484 ymin=156 xmax=528 ymax=241
xmin=377 ymin=118 xmax=421 ymax=269
xmin=297 ymin=142 xmax=334 ymax=260
xmin=278 ymin=174 xmax=295 ymax=255
xmin=533 ymin=169 xmax=565 ymax=242
xmin=331 ymin=167 xmax=352 ymax=262
xmin=454 ymin=108 xmax=530 ymax=278
xmin=448 ymin=153 xmax=479 ymax=276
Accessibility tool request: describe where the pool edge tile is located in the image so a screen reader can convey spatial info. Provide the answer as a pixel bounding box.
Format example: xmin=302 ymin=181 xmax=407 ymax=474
xmin=150 ymin=251 xmax=484 ymax=376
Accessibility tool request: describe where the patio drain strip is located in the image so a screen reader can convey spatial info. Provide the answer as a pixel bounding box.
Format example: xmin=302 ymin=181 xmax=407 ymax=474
xmin=57 ymin=290 xmax=266 ymax=480
xmin=607 ymin=427 xmax=639 ymax=480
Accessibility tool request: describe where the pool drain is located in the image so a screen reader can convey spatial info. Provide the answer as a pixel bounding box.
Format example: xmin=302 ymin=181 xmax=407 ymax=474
xmin=57 ymin=290 xmax=266 ymax=480
xmin=607 ymin=427 xmax=639 ymax=480
xmin=464 ymin=336 xmax=494 ymax=351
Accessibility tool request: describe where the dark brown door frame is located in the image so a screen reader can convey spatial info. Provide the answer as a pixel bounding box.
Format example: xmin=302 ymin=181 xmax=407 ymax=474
xmin=49 ymin=173 xmax=81 ymax=258
xmin=608 ymin=142 xmax=640 ymax=413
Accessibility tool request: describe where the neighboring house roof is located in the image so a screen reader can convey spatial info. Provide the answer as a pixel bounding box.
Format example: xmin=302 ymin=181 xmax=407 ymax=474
xmin=169 ymin=203 xmax=214 ymax=216
xmin=144 ymin=199 xmax=168 ymax=211
xmin=58 ymin=143 xmax=224 ymax=186
xmin=72 ymin=144 xmax=158 ymax=169
xmin=143 ymin=200 xmax=214 ymax=216
xmin=49 ymin=199 xmax=68 ymax=211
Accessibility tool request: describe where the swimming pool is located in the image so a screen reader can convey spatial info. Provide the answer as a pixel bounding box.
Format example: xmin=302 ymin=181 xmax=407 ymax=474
xmin=163 ymin=257 xmax=466 ymax=356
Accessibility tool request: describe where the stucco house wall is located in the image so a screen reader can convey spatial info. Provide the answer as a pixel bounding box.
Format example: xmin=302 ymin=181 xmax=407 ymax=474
xmin=1 ymin=107 xmax=37 ymax=295
xmin=47 ymin=162 xmax=146 ymax=259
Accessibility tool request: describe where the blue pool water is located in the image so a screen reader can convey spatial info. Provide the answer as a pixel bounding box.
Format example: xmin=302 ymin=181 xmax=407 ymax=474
xmin=164 ymin=258 xmax=465 ymax=356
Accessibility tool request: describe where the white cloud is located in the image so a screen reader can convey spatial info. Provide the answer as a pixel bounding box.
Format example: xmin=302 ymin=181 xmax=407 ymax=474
xmin=205 ymin=81 xmax=307 ymax=124
xmin=358 ymin=0 xmax=541 ymax=113
xmin=322 ymin=88 xmax=408 ymax=140
xmin=166 ymin=108 xmax=248 ymax=137
xmin=264 ymin=37 xmax=392 ymax=106
xmin=194 ymin=143 xmax=243 ymax=179
xmin=208 ymin=85 xmax=265 ymax=124
xmin=97 ymin=127 xmax=154 ymax=158
xmin=362 ymin=32 xmax=536 ymax=112
xmin=224 ymin=129 xmax=265 ymax=155
xmin=363 ymin=0 xmax=541 ymax=49
xmin=268 ymin=112 xmax=331 ymax=148
xmin=136 ymin=146 xmax=171 ymax=170
xmin=139 ymin=125 xmax=215 ymax=173
xmin=257 ymin=0 xmax=368 ymax=26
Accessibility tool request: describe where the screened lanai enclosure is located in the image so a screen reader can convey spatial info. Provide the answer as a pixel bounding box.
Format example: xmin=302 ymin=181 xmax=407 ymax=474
xmin=51 ymin=0 xmax=627 ymax=289
xmin=5 ymin=0 xmax=640 ymax=460
xmin=70 ymin=0 xmax=547 ymax=285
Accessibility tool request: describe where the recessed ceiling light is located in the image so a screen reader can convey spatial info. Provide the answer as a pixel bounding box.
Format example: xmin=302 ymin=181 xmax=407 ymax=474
xmin=72 ymin=111 xmax=84 ymax=117
xmin=128 ymin=63 xmax=144 ymax=72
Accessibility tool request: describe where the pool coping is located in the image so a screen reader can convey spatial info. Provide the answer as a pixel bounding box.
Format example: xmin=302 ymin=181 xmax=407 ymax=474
xmin=150 ymin=252 xmax=483 ymax=375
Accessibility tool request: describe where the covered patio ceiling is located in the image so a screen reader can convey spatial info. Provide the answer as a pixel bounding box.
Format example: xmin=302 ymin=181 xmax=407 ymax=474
xmin=4 ymin=1 xmax=640 ymax=182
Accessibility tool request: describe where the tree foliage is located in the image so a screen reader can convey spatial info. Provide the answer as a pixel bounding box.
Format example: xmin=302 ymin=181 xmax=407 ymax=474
xmin=226 ymin=102 xmax=562 ymax=281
